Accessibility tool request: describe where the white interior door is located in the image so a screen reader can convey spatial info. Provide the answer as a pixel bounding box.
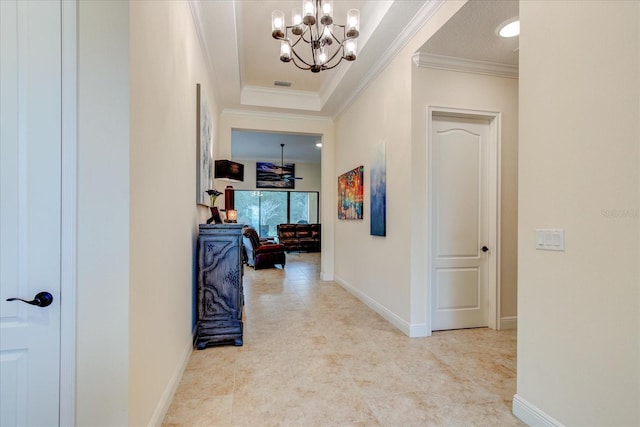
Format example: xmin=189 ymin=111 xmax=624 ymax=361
xmin=1 ymin=1 xmax=62 ymax=425
xmin=430 ymin=114 xmax=491 ymax=331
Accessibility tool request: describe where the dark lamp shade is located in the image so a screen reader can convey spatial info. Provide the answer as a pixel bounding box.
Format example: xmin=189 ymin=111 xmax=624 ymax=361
xmin=215 ymin=160 xmax=244 ymax=182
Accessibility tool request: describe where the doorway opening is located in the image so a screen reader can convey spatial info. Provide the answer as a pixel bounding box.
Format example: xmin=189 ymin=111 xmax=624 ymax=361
xmin=234 ymin=190 xmax=319 ymax=238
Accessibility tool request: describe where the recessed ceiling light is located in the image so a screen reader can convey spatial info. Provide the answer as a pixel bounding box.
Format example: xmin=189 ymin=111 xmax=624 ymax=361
xmin=497 ymin=18 xmax=520 ymax=38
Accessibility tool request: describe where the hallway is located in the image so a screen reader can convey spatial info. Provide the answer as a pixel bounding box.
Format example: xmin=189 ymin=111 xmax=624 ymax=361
xmin=163 ymin=253 xmax=522 ymax=426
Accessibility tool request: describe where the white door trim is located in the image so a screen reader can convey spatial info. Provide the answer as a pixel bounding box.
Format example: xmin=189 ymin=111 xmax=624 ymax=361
xmin=60 ymin=0 xmax=77 ymax=424
xmin=426 ymin=106 xmax=501 ymax=334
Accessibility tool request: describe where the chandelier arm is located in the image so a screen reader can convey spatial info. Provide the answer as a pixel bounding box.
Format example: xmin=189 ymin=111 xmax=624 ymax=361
xmin=291 ymin=58 xmax=312 ymax=71
xmin=323 ymin=24 xmax=339 ymax=43
xmin=302 ymin=31 xmax=314 ymax=45
xmin=322 ymin=26 xmax=350 ymax=64
xmin=296 ymin=26 xmax=313 ymax=46
xmin=331 ymin=24 xmax=347 ymax=44
xmin=324 ymin=48 xmax=344 ymax=66
xmin=291 ymin=48 xmax=314 ymax=68
xmin=320 ymin=56 xmax=345 ymax=71
xmin=286 ymin=27 xmax=314 ymax=68
xmin=287 ymin=23 xmax=322 ymax=69
xmin=289 ymin=34 xmax=306 ymax=50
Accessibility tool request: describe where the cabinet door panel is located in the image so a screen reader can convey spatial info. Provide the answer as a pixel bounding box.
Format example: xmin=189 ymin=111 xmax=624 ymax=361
xmin=196 ymin=225 xmax=244 ymax=349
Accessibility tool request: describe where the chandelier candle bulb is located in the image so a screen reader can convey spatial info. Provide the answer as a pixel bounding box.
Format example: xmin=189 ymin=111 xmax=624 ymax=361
xmin=322 ymin=1 xmax=332 ymax=15
xmin=317 ymin=45 xmax=327 ymax=64
xmin=321 ymin=1 xmax=333 ymax=25
xmin=292 ymin=8 xmax=302 ymax=25
xmin=292 ymin=8 xmax=303 ymax=35
xmin=346 ymin=9 xmax=360 ymax=38
xmin=345 ymin=39 xmax=357 ymax=61
xmin=272 ymin=10 xmax=285 ymax=38
xmin=303 ymin=0 xmax=315 ymax=25
xmin=280 ymin=41 xmax=292 ymax=62
xmin=322 ymin=25 xmax=333 ymax=44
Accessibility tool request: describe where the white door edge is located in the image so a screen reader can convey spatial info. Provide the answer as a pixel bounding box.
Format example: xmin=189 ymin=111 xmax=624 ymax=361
xmin=60 ymin=0 xmax=77 ymax=424
xmin=425 ymin=105 xmax=501 ymax=335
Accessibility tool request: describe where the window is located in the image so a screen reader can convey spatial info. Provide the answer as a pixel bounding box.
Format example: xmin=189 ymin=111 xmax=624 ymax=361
xmin=290 ymin=192 xmax=318 ymax=224
xmin=257 ymin=191 xmax=287 ymax=237
xmin=235 ymin=190 xmax=320 ymax=237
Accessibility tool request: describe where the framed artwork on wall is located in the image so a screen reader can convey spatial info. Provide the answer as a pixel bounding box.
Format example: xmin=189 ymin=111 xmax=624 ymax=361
xmin=338 ymin=165 xmax=364 ymax=220
xmin=196 ymin=83 xmax=213 ymax=205
xmin=370 ymin=142 xmax=386 ymax=236
xmin=256 ymin=161 xmax=295 ymax=189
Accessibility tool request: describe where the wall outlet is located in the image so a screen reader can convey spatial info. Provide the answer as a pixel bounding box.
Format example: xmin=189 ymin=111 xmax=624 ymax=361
xmin=535 ymin=229 xmax=565 ymax=251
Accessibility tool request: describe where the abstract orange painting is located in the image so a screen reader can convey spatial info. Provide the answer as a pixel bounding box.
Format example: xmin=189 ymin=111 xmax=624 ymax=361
xmin=338 ymin=165 xmax=364 ymax=220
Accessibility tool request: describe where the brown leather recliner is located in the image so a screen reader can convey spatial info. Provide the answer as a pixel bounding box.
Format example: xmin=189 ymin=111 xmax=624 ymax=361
xmin=242 ymin=226 xmax=286 ymax=269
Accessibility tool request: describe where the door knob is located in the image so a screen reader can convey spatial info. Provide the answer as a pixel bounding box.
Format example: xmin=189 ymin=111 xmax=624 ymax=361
xmin=6 ymin=291 xmax=53 ymax=307
xmin=481 ymin=246 xmax=489 ymax=252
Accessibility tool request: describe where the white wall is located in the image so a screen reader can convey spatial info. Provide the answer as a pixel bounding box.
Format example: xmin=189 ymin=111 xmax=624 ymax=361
xmin=77 ymin=1 xmax=130 ymax=424
xmin=129 ymin=1 xmax=214 ymax=425
xmin=334 ymin=53 xmax=413 ymax=331
xmin=411 ymin=67 xmax=519 ymax=325
xmin=516 ymin=1 xmax=639 ymax=425
xmin=333 ymin=1 xmax=466 ymax=336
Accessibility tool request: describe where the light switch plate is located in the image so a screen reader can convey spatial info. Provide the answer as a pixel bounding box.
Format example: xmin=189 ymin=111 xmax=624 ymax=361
xmin=535 ymin=229 xmax=565 ymax=251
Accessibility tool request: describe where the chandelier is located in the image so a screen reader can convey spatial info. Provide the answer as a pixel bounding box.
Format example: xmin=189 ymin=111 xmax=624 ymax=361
xmin=271 ymin=0 xmax=360 ymax=73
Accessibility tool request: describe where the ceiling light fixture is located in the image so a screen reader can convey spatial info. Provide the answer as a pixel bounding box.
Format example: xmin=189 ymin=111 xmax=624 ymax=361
xmin=497 ymin=17 xmax=520 ymax=38
xmin=278 ymin=144 xmax=303 ymax=181
xmin=272 ymin=0 xmax=360 ymax=73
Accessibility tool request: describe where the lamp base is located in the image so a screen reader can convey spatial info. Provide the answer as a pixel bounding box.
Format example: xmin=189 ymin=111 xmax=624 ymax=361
xmin=206 ymin=207 xmax=223 ymax=224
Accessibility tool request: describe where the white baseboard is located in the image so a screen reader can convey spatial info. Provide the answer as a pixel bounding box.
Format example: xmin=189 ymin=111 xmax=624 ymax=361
xmin=148 ymin=340 xmax=193 ymax=427
xmin=333 ymin=275 xmax=429 ymax=338
xmin=409 ymin=323 xmax=430 ymax=337
xmin=512 ymin=394 xmax=565 ymax=427
xmin=500 ymin=316 xmax=518 ymax=330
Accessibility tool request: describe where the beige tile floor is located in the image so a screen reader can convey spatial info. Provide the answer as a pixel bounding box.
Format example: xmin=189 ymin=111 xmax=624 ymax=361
xmin=163 ymin=252 xmax=523 ymax=427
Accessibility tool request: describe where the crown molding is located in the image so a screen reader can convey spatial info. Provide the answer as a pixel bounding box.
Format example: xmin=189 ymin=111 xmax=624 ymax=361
xmin=189 ymin=0 xmax=241 ymax=106
xmin=333 ymin=0 xmax=446 ymax=119
xmin=412 ymin=52 xmax=519 ymax=78
xmin=317 ymin=1 xmax=395 ymax=107
xmin=188 ymin=1 xmax=219 ymax=98
xmin=241 ymin=85 xmax=323 ymax=112
xmin=221 ymin=108 xmax=332 ymax=123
